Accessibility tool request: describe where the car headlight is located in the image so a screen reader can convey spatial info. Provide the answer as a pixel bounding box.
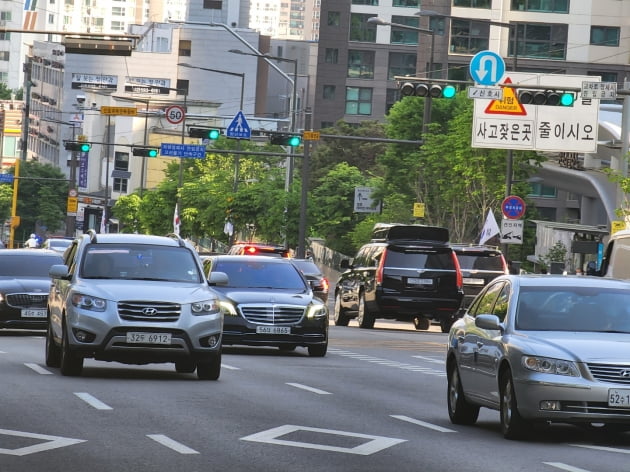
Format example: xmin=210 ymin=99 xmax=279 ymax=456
xmin=307 ymin=304 xmax=327 ymax=319
xmin=71 ymin=293 xmax=106 ymax=312
xmin=191 ymin=299 xmax=221 ymax=315
xmin=522 ymin=355 xmax=580 ymax=377
xmin=218 ymin=300 xmax=238 ymax=316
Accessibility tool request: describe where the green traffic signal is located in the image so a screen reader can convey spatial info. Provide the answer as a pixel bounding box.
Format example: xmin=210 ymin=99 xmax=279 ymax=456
xmin=64 ymin=141 xmax=91 ymax=152
xmin=398 ymin=82 xmax=457 ymax=99
xmin=208 ymin=129 xmax=220 ymax=140
xmin=80 ymin=143 xmax=91 ymax=152
xmin=442 ymin=85 xmax=457 ymax=99
xmin=132 ymin=147 xmax=159 ymax=157
xmin=190 ymin=128 xmax=221 ymax=139
xmin=288 ymin=135 xmax=301 ymax=146
xmin=270 ymin=134 xmax=302 ymax=146
xmin=559 ymin=92 xmax=575 ymax=106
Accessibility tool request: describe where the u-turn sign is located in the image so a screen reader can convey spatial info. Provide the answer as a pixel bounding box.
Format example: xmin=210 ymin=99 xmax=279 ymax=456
xmin=469 ymin=51 xmax=506 ymax=86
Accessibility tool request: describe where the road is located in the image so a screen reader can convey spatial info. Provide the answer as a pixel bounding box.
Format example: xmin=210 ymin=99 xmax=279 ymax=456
xmin=1 ymin=324 xmax=629 ymax=472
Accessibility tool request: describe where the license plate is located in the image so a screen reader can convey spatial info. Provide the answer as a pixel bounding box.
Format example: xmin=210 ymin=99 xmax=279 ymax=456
xmin=463 ymin=278 xmax=485 ymax=285
xmin=256 ymin=326 xmax=291 ymax=335
xmin=21 ymin=308 xmax=46 ymax=318
xmin=126 ymin=332 xmax=172 ymax=344
xmin=608 ymin=389 xmax=630 ymax=407
xmin=408 ymin=277 xmax=432 ymax=285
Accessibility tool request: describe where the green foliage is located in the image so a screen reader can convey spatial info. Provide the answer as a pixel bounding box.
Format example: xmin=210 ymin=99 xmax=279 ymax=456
xmin=111 ymin=194 xmax=142 ymax=233
xmin=0 ymin=182 xmax=12 ymax=221
xmin=538 ymin=240 xmax=568 ymax=270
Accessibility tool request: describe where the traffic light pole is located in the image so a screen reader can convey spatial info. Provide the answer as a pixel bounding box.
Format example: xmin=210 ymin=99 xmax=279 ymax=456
xmin=65 ymin=124 xmax=78 ymax=237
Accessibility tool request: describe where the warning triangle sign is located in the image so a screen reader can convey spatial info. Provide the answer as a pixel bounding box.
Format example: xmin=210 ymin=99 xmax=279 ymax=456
xmin=484 ymin=77 xmax=527 ymax=116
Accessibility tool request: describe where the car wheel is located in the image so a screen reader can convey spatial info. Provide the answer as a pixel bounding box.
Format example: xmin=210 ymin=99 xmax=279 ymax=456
xmin=197 ymin=351 xmax=221 ymax=380
xmin=447 ymin=362 xmax=479 ymax=425
xmin=60 ymin=322 xmax=83 ymax=377
xmin=440 ymin=317 xmax=455 ymax=333
xmin=308 ymin=342 xmax=327 ymax=357
xmin=356 ymin=294 xmax=374 ymax=329
xmin=45 ymin=321 xmax=61 ymax=368
xmin=500 ymin=369 xmax=528 ymax=439
xmin=333 ymin=292 xmax=350 ymax=326
xmin=413 ymin=317 xmax=430 ymax=330
xmin=175 ymin=360 xmax=197 ymax=373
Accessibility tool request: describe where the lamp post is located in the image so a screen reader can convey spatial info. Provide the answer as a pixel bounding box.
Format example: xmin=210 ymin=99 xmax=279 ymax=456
xmin=367 ymin=17 xmax=435 ymax=133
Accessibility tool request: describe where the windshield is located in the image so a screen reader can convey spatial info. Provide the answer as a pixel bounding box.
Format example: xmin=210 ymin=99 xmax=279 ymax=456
xmin=457 ymin=253 xmax=505 ymax=271
xmin=80 ymin=244 xmax=202 ymax=283
xmin=0 ymin=254 xmax=63 ymax=277
xmin=212 ymin=259 xmax=307 ymax=290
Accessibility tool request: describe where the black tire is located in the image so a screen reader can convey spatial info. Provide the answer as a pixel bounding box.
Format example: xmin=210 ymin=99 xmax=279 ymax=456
xmin=356 ymin=294 xmax=375 ymax=329
xmin=175 ymin=360 xmax=197 ymax=373
xmin=333 ymin=292 xmax=350 ymax=326
xmin=500 ymin=369 xmax=529 ymax=439
xmin=308 ymin=342 xmax=327 ymax=357
xmin=45 ymin=321 xmax=61 ymax=368
xmin=60 ymin=323 xmax=83 ymax=377
xmin=197 ymin=351 xmax=221 ymax=380
xmin=447 ymin=363 xmax=480 ymax=425
xmin=440 ymin=317 xmax=455 ymax=333
xmin=413 ymin=317 xmax=430 ymax=330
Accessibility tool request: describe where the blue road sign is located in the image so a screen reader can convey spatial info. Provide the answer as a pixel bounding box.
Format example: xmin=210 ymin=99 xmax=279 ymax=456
xmin=225 ymin=111 xmax=251 ymax=139
xmin=469 ymin=51 xmax=506 ymax=86
xmin=0 ymin=173 xmax=14 ymax=184
xmin=160 ymin=143 xmax=206 ymax=159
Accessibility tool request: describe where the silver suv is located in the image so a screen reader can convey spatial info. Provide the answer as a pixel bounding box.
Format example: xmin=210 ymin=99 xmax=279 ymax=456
xmin=46 ymin=231 xmax=223 ymax=380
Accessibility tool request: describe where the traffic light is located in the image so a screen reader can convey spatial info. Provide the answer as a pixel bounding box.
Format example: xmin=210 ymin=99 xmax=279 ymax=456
xmin=64 ymin=141 xmax=91 ymax=152
xmin=399 ymin=82 xmax=457 ymax=99
xmin=517 ymin=89 xmax=576 ymax=107
xmin=189 ymin=127 xmax=221 ymax=139
xmin=132 ymin=147 xmax=159 ymax=157
xmin=270 ymin=134 xmax=302 ymax=146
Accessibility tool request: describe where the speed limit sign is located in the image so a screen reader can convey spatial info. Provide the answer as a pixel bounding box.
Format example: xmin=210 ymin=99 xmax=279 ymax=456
xmin=165 ymin=105 xmax=185 ymax=125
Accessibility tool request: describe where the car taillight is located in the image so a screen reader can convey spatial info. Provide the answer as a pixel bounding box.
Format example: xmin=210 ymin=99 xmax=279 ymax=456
xmin=245 ymin=246 xmax=258 ymax=255
xmin=451 ymin=252 xmax=463 ymax=289
xmin=376 ymin=249 xmax=387 ymax=284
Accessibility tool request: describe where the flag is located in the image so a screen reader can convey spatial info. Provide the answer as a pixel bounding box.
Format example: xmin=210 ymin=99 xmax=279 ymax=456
xmin=479 ymin=209 xmax=500 ymax=245
xmin=173 ymin=203 xmax=180 ymax=235
xmin=100 ymin=209 xmax=106 ymax=234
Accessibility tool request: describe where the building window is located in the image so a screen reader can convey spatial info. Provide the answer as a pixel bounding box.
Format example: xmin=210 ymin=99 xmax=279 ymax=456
xmin=392 ymin=0 xmax=419 ymax=6
xmin=511 ymin=0 xmax=569 ymax=13
xmin=48 ymin=13 xmax=54 ymax=23
xmin=0 ymin=32 xmax=10 ymax=40
xmin=350 ymin=14 xmax=377 ymax=42
xmin=323 ymin=85 xmax=335 ymax=100
xmin=113 ymin=152 xmax=129 ymax=193
xmin=179 ymin=40 xmax=191 ymax=57
xmin=112 ymin=6 xmax=125 ymax=15
xmin=388 ymin=52 xmax=417 ymax=80
xmin=386 ymin=88 xmax=400 ymax=114
xmin=528 ymin=182 xmax=557 ymax=198
xmin=590 ymin=26 xmax=619 ymax=47
xmin=110 ymin=21 xmax=124 ymax=31
xmin=203 ymin=0 xmax=222 ymax=8
xmin=0 ymin=11 xmax=11 ymax=20
xmin=347 ymin=50 xmax=374 ymax=79
xmin=327 ymin=11 xmax=340 ymax=27
xmin=0 ymin=51 xmax=8 ymax=61
xmin=453 ymin=0 xmax=491 ymax=7
xmin=390 ymin=16 xmax=420 ymax=44
xmin=511 ymin=23 xmax=568 ymax=60
xmin=176 ymin=79 xmax=189 ymax=95
xmin=324 ymin=48 xmax=338 ymax=64
xmin=450 ymin=19 xmax=490 ymax=54
xmin=351 ymin=0 xmax=378 ymax=4
xmin=345 ymin=87 xmax=372 ymax=115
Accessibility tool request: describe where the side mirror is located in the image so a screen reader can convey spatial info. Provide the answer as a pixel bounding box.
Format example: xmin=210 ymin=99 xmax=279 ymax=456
xmin=207 ymin=271 xmax=229 ymax=286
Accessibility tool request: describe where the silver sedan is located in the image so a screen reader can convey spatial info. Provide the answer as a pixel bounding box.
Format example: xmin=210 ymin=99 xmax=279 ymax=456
xmin=446 ymin=274 xmax=630 ymax=439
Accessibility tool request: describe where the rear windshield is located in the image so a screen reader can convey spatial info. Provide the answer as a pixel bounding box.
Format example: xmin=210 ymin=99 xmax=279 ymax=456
xmin=456 ymin=253 xmax=504 ymax=271
xmin=384 ymin=248 xmax=455 ymax=270
xmin=212 ymin=260 xmax=307 ymax=290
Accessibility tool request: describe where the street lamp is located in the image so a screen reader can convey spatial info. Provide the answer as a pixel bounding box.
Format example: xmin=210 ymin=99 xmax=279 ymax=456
xmin=367 ymin=17 xmax=435 ymax=133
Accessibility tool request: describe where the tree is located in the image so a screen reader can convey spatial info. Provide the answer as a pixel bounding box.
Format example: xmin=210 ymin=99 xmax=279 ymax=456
xmin=111 ymin=194 xmax=142 ymax=233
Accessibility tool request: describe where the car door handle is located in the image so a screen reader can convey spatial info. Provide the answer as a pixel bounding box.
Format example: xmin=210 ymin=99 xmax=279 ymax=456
xmin=476 ymin=341 xmax=484 ymax=348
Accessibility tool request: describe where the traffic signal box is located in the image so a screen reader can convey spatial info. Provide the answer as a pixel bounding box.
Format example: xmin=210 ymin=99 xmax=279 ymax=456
xmin=64 ymin=141 xmax=91 ymax=152
xmin=399 ymin=82 xmax=457 ymax=99
xmin=189 ymin=128 xmax=221 ymax=139
xmin=132 ymin=147 xmax=159 ymax=157
xmin=516 ymin=89 xmax=576 ymax=107
xmin=269 ymin=134 xmax=302 ymax=146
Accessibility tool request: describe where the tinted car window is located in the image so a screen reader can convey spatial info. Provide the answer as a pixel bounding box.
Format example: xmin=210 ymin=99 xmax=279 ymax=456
xmin=470 ymin=281 xmax=505 ymax=317
xmin=0 ymin=253 xmax=63 ymax=276
xmin=212 ymin=259 xmax=307 ymax=290
xmin=385 ymin=249 xmax=454 ymax=269
xmin=456 ymin=253 xmax=505 ymax=271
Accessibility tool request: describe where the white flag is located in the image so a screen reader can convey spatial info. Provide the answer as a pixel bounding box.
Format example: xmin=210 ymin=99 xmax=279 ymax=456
xmin=173 ymin=203 xmax=180 ymax=235
xmin=100 ymin=209 xmax=106 ymax=234
xmin=479 ymin=209 xmax=500 ymax=245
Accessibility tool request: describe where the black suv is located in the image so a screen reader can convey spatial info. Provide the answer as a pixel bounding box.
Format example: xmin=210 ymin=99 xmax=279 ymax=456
xmin=334 ymin=224 xmax=464 ymax=333
xmin=227 ymin=242 xmax=290 ymax=258
xmin=451 ymin=244 xmax=508 ymax=310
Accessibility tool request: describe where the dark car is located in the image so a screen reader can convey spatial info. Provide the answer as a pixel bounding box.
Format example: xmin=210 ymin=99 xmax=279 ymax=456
xmin=290 ymin=258 xmax=329 ymax=302
xmin=0 ymin=249 xmax=63 ymax=330
xmin=227 ymin=242 xmax=290 ymax=258
xmin=452 ymin=244 xmax=508 ymax=310
xmin=204 ymin=255 xmax=329 ymax=356
xmin=334 ymin=223 xmax=464 ymax=333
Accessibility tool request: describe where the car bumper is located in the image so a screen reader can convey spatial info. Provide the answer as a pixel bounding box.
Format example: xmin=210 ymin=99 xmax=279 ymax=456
xmin=373 ymin=291 xmax=463 ymax=318
xmin=0 ymin=306 xmax=47 ymax=330
xmin=222 ymin=316 xmax=328 ymax=348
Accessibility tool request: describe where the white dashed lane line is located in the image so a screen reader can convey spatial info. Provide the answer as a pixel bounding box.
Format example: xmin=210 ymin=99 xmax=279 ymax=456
xmin=286 ymin=383 xmax=332 ymax=395
xmin=24 ymin=363 xmax=53 ymax=375
xmin=390 ymin=415 xmax=456 ymax=433
xmin=147 ymin=434 xmax=199 ymax=454
xmin=74 ymin=392 xmax=113 ymax=410
xmin=542 ymin=463 xmax=592 ymax=472
xmin=329 ymin=348 xmax=445 ymax=376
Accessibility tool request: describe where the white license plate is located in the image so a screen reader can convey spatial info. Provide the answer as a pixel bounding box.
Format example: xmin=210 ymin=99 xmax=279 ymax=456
xmin=463 ymin=278 xmax=485 ymax=285
xmin=408 ymin=277 xmax=432 ymax=285
xmin=256 ymin=326 xmax=291 ymax=335
xmin=21 ymin=308 xmax=46 ymax=318
xmin=608 ymin=389 xmax=630 ymax=407
xmin=126 ymin=332 xmax=172 ymax=344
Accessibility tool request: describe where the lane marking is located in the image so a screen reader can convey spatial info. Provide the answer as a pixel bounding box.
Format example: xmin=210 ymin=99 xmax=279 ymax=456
xmin=570 ymin=444 xmax=630 ymax=454
xmin=390 ymin=415 xmax=456 ymax=433
xmin=221 ymin=363 xmax=241 ymax=370
xmin=412 ymin=355 xmax=444 ymax=364
xmin=543 ymin=463 xmax=592 ymax=472
xmin=24 ymin=363 xmax=53 ymax=375
xmin=329 ymin=348 xmax=445 ymax=377
xmin=147 ymin=434 xmax=199 ymax=454
xmin=74 ymin=392 xmax=113 ymax=410
xmin=0 ymin=429 xmax=85 ymax=456
xmin=241 ymin=425 xmax=405 ymax=455
xmin=286 ymin=383 xmax=331 ymax=395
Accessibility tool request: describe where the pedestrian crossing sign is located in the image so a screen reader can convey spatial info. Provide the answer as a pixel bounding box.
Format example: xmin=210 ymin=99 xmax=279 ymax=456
xmin=225 ymin=111 xmax=251 ymax=139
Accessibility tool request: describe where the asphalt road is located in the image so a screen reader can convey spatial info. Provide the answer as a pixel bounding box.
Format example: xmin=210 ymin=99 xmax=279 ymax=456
xmin=1 ymin=324 xmax=630 ymax=472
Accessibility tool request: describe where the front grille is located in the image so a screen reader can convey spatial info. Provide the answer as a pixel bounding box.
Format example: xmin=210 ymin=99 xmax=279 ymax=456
xmin=563 ymin=402 xmax=630 ymax=416
xmin=587 ymin=363 xmax=630 ymax=385
xmin=118 ymin=301 xmax=181 ymax=322
xmin=6 ymin=293 xmax=48 ymax=308
xmin=239 ymin=304 xmax=305 ymax=325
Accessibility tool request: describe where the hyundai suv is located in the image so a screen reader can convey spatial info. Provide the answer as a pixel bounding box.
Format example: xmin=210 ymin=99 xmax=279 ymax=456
xmin=46 ymin=231 xmax=223 ymax=379
xmin=334 ymin=224 xmax=464 ymax=333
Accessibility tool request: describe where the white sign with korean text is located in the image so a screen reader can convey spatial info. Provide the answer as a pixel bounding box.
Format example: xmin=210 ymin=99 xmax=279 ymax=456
xmin=472 ymin=73 xmax=599 ymax=153
xmin=501 ymin=219 xmax=524 ymax=245
xmin=354 ymin=187 xmax=381 ymax=213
